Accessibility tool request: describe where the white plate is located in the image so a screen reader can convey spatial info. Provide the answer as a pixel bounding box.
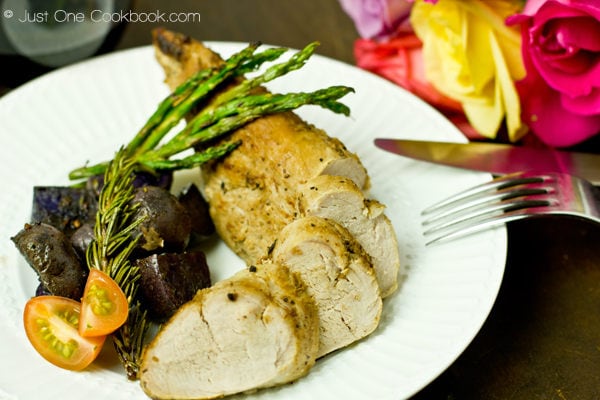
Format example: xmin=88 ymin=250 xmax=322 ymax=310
xmin=0 ymin=43 xmax=506 ymax=400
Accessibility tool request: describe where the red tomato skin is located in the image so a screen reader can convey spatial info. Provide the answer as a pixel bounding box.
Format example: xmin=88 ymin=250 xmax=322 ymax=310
xmin=23 ymin=296 xmax=106 ymax=371
xmin=79 ymin=269 xmax=129 ymax=337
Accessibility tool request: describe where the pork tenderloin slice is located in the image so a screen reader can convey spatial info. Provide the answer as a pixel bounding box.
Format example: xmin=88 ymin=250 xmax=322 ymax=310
xmin=140 ymin=262 xmax=319 ymax=400
xmin=299 ymin=175 xmax=401 ymax=297
xmin=152 ymin=29 xmax=369 ymax=263
xmin=270 ymin=216 xmax=382 ymax=358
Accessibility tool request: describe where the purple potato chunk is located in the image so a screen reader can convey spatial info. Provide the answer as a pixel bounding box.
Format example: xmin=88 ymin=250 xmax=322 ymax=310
xmin=136 ymin=251 xmax=211 ymax=320
xmin=70 ymin=223 xmax=95 ymax=258
xmin=31 ymin=186 xmax=97 ymax=236
xmin=132 ymin=186 xmax=192 ymax=253
xmin=11 ymin=223 xmax=87 ymax=300
xmin=177 ymin=184 xmax=215 ymax=240
xmin=35 ymin=283 xmax=52 ymax=297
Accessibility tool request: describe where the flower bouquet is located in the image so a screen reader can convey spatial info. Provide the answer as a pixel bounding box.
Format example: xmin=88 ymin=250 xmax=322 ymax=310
xmin=339 ymin=0 xmax=600 ymax=148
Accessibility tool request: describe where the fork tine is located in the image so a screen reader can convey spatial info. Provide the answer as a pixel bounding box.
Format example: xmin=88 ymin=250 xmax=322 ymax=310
xmin=423 ymin=199 xmax=551 ymax=245
xmin=424 ymin=210 xmax=533 ymax=245
xmin=422 ymin=187 xmax=549 ymax=226
xmin=423 ymin=198 xmax=551 ymax=233
xmin=422 ymin=174 xmax=545 ymax=216
xmin=422 ymin=172 xmax=557 ymax=246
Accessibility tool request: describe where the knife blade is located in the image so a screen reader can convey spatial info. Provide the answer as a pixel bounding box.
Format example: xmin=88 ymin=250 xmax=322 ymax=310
xmin=374 ymin=138 xmax=600 ymax=185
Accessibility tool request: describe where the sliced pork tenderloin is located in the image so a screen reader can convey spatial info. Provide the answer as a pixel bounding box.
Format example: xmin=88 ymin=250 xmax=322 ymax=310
xmin=298 ymin=175 xmax=401 ymax=297
xmin=140 ymin=261 xmax=320 ymax=400
xmin=269 ymin=216 xmax=382 ymax=358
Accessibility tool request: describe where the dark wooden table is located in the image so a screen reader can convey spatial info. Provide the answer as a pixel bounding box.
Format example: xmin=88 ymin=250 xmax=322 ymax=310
xmin=4 ymin=1 xmax=600 ymax=399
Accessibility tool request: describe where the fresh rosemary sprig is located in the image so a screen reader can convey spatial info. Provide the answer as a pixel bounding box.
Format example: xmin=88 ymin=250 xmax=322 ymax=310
xmin=86 ymin=150 xmax=142 ymax=275
xmin=68 ymin=41 xmax=354 ymax=181
xmin=85 ymin=149 xmax=149 ymax=379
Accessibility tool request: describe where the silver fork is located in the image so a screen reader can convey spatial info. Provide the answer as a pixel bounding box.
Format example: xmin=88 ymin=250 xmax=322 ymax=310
xmin=421 ymin=171 xmax=600 ymax=245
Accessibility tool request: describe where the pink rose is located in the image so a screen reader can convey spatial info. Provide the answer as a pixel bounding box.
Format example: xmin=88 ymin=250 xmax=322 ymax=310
xmin=508 ymin=0 xmax=600 ymax=147
xmin=338 ymin=0 xmax=414 ymax=40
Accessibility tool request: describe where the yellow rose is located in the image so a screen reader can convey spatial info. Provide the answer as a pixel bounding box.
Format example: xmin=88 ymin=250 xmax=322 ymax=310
xmin=410 ymin=0 xmax=526 ymax=141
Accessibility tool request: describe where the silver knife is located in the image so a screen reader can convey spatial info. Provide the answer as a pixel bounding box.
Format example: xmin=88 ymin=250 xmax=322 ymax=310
xmin=374 ymin=138 xmax=600 ymax=185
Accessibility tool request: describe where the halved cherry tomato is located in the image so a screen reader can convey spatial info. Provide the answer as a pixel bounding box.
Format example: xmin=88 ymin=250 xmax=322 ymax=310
xmin=79 ymin=269 xmax=129 ymax=337
xmin=23 ymin=296 xmax=106 ymax=371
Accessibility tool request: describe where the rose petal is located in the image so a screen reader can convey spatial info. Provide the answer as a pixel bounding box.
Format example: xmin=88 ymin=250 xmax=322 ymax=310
xmin=522 ymin=0 xmax=547 ymax=15
xmin=339 ymin=0 xmax=387 ymax=39
xmin=534 ymin=17 xmax=600 ymax=75
xmin=518 ymin=75 xmax=600 ymax=147
xmin=562 ymin=86 xmax=600 ymax=115
xmin=523 ymin=3 xmax=600 ymax=98
xmin=561 ymin=0 xmax=600 ymax=20
xmin=461 ymin=31 xmax=526 ymax=141
xmin=531 ymin=1 xmax=588 ymax=24
xmin=354 ymin=36 xmax=416 ymax=88
xmin=554 ymin=17 xmax=600 ymax=52
xmin=339 ymin=0 xmax=413 ymax=40
xmin=353 ymin=36 xmax=462 ymax=112
xmin=385 ymin=0 xmax=415 ymax=29
xmin=446 ymin=113 xmax=486 ymax=140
